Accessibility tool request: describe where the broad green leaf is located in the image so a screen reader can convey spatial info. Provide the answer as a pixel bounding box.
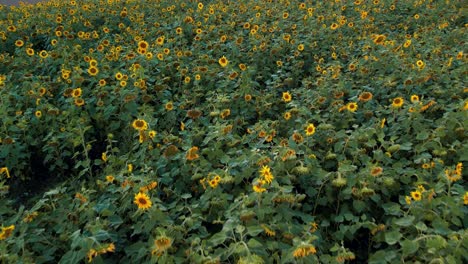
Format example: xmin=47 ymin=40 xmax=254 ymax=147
xmin=382 ymin=203 xmax=401 ymax=216
xmin=353 ymin=200 xmax=366 ymax=213
xmin=400 ymin=239 xmax=419 ymax=256
xmin=394 ymin=216 xmax=415 ymax=227
xmin=384 ymin=230 xmax=402 ymax=245
xmin=207 ymin=232 xmax=227 ymax=247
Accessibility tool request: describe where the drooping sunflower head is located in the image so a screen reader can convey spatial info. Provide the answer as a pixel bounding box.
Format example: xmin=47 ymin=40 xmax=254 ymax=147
xmin=186 ymin=146 xmax=200 ymax=161
xmin=370 ymin=166 xmax=383 ymax=177
xmin=152 ymin=235 xmax=172 ymax=255
xmin=358 ymin=92 xmax=373 ymax=102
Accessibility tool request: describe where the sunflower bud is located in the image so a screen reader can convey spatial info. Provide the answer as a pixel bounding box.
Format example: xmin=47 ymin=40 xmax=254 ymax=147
xmin=332 ymin=177 xmax=347 ymax=187
xmin=387 ymin=144 xmax=400 ymax=153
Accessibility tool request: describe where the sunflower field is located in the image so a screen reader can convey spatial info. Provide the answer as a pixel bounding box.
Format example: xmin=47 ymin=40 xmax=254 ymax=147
xmin=0 ymin=0 xmax=467 ymax=263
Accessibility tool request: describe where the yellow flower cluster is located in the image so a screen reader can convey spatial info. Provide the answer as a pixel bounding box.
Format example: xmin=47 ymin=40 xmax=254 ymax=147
xmin=200 ymin=174 xmax=222 ymax=189
xmin=253 ymin=165 xmax=274 ymax=193
xmin=445 ymin=162 xmax=463 ymax=182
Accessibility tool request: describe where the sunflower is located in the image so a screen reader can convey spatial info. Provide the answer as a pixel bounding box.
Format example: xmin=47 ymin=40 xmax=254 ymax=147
xmin=292 ymin=132 xmax=304 ymax=143
xmin=410 ymin=190 xmax=422 ymax=201
xmin=283 ymin=111 xmax=292 ymax=120
xmin=297 ymin=44 xmax=304 ymax=51
xmin=373 ymin=34 xmax=386 ymax=45
xmin=416 ymin=60 xmax=425 ymax=69
xmin=165 ymin=101 xmax=174 ymax=111
xmin=35 ymin=110 xmax=42 ymax=118
xmin=464 ymin=192 xmax=468 ymax=205
xmin=26 ymin=48 xmax=34 ymax=56
xmin=239 ymin=63 xmax=247 ymax=71
xmin=15 ymin=40 xmax=24 ymax=47
xmin=208 ymin=179 xmax=219 ymax=188
xmin=259 ymin=165 xmax=274 ymax=184
xmin=421 ymin=163 xmax=431 ymax=169
xmin=176 ymin=27 xmax=183 ymax=34
xmin=163 ymin=145 xmax=179 ymax=158
xmin=244 ymin=94 xmax=252 ymax=101
xmin=156 ymin=36 xmax=165 ymax=45
xmin=403 ymin=39 xmax=412 ymax=48
xmin=186 ymin=146 xmax=200 ymax=161
xmin=252 ymin=182 xmax=266 ymax=193
xmin=293 ymin=244 xmax=317 ymax=258
xmin=115 ymin=72 xmax=123 ymax=80
xmin=305 ymin=123 xmax=316 ymax=136
xmin=346 ymin=102 xmax=358 ymax=112
xmin=39 ymin=50 xmax=48 ymax=59
xmin=187 ymin=109 xmax=202 ymax=119
xmin=105 ymin=175 xmax=114 ymax=183
xmin=220 ymin=109 xmax=231 ymax=119
xmin=74 ymin=98 xmax=85 ymax=106
xmin=370 ymin=166 xmax=383 ymax=177
xmin=71 ymin=88 xmax=82 ymax=98
xmin=392 ymin=97 xmax=404 ymax=108
xmin=229 ymin=71 xmax=238 ymax=80
xmin=261 ymin=224 xmax=275 ymax=236
xmin=358 ymin=92 xmax=373 ymax=102
xmin=134 ymin=192 xmax=152 ymax=210
xmin=132 ymin=119 xmax=148 ymax=131
xmin=218 ymin=56 xmax=229 ymax=67
xmin=149 ymin=130 xmax=157 ymax=139
xmin=410 ymin=95 xmax=419 ymax=103
xmin=0 ymin=225 xmax=15 ymax=240
xmin=405 ymin=196 xmax=412 ymax=205
xmin=282 ymin=91 xmax=292 ymax=102
xmin=152 ymin=235 xmax=172 ymax=255
xmin=445 ymin=169 xmax=461 ymax=182
xmin=138 ymin=40 xmax=148 ymax=50
xmin=87 ymin=67 xmax=99 ymax=76
xmin=380 ymin=118 xmax=386 ymax=128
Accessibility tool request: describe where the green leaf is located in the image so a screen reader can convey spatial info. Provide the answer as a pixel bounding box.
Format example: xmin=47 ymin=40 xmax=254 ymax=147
xmin=353 ymin=200 xmax=366 ymax=213
xmin=207 ymin=232 xmax=227 ymax=247
xmin=247 ymin=238 xmax=263 ymax=249
xmin=108 ymin=215 xmax=123 ymax=227
xmin=426 ymin=235 xmax=447 ymax=250
xmin=400 ymin=239 xmax=419 ymax=256
xmin=415 ymin=222 xmax=428 ymax=231
xmin=432 ymin=218 xmax=450 ymax=235
xmin=416 ymin=131 xmax=429 ymax=140
xmin=384 ymin=230 xmax=402 ymax=245
xmin=382 ymin=202 xmax=401 ymax=216
xmin=394 ymin=216 xmax=415 ymax=227
xmin=246 ymin=225 xmax=264 ymax=236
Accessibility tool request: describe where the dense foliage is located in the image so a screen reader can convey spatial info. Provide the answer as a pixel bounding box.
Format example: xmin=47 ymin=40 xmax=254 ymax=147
xmin=0 ymin=0 xmax=467 ymax=263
